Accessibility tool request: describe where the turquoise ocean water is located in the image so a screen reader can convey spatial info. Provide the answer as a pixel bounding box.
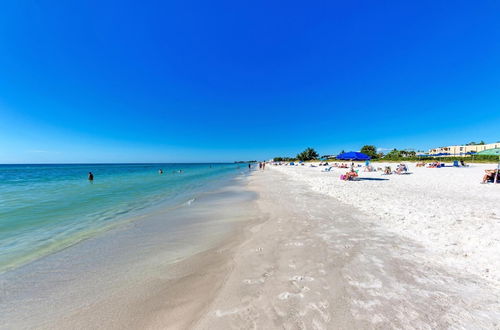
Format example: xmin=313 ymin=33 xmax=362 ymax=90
xmin=0 ymin=163 xmax=244 ymax=273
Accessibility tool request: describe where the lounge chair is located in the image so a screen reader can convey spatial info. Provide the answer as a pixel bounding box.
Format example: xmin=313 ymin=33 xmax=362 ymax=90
xmin=394 ymin=164 xmax=410 ymax=174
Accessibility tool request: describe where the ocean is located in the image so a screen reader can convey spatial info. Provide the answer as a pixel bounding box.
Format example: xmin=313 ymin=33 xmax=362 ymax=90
xmin=0 ymin=163 xmax=246 ymax=274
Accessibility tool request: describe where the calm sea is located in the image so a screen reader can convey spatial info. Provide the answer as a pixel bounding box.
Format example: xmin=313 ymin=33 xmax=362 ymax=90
xmin=0 ymin=163 xmax=245 ymax=273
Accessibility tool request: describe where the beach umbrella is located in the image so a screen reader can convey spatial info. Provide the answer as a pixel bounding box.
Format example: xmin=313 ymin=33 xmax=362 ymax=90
xmin=336 ymin=151 xmax=371 ymax=161
xmin=465 ymin=151 xmax=477 ymax=162
xmin=477 ymin=148 xmax=500 ymax=184
xmin=477 ymin=148 xmax=500 ymax=156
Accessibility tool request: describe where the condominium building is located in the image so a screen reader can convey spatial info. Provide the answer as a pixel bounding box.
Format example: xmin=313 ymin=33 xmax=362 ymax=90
xmin=429 ymin=142 xmax=500 ymax=155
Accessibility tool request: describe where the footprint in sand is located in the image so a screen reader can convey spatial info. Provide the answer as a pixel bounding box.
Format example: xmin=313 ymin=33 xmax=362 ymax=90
xmin=278 ymin=291 xmax=304 ymax=300
xmin=215 ymin=308 xmax=241 ymax=317
xmin=263 ymin=271 xmax=273 ymax=277
xmin=278 ymin=285 xmax=311 ymax=300
xmin=285 ymin=242 xmax=304 ymax=247
xmin=307 ymin=302 xmax=331 ymax=322
xmin=290 ymin=275 xmax=315 ymax=282
xmin=243 ymin=278 xmax=265 ymax=285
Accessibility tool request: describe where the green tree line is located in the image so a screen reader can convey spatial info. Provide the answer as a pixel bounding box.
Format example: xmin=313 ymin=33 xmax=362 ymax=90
xmin=273 ymin=145 xmax=499 ymax=163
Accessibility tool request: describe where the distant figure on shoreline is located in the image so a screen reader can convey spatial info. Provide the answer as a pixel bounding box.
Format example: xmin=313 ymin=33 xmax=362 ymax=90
xmin=259 ymin=162 xmax=262 ymax=170
xmin=158 ymin=169 xmax=163 ymax=174
xmin=248 ymin=163 xmax=251 ymax=170
xmin=88 ymin=172 xmax=94 ymax=181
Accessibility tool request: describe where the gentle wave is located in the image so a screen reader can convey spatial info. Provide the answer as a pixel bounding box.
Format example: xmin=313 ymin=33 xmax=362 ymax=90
xmin=0 ymin=163 xmax=243 ymax=273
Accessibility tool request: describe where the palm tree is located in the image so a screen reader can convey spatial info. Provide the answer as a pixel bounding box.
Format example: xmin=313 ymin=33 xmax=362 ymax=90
xmin=297 ymin=147 xmax=319 ymax=161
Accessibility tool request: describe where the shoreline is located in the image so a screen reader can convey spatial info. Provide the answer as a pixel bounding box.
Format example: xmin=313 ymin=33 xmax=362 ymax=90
xmin=0 ymin=163 xmax=244 ymax=275
xmin=0 ymin=171 xmax=261 ymax=329
xmin=54 ymin=223 xmax=254 ymax=329
xmin=2 ymin=164 xmax=500 ymax=328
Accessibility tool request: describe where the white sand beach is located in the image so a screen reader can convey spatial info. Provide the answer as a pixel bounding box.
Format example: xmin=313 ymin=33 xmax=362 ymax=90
xmin=271 ymin=162 xmax=500 ymax=285
xmin=193 ymin=164 xmax=500 ymax=329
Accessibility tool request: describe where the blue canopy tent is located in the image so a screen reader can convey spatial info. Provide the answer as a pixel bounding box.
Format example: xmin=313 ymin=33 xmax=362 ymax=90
xmin=336 ymin=151 xmax=371 ymax=161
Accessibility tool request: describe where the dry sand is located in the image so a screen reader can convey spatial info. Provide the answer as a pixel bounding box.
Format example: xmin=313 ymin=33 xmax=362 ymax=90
xmin=271 ymin=162 xmax=500 ymax=285
xmin=193 ymin=167 xmax=500 ymax=329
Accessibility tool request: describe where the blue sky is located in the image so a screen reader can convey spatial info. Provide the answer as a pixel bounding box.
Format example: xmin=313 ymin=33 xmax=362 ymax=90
xmin=1 ymin=0 xmax=499 ymax=163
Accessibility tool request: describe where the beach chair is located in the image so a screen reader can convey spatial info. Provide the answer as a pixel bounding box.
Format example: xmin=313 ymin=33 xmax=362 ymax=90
xmin=340 ymin=174 xmax=360 ymax=181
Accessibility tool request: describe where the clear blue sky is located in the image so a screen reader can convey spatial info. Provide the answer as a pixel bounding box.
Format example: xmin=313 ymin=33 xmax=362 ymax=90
xmin=1 ymin=1 xmax=499 ymax=163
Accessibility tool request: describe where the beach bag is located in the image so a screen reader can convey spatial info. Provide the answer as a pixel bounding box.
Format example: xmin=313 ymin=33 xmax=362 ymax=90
xmin=340 ymin=174 xmax=346 ymax=180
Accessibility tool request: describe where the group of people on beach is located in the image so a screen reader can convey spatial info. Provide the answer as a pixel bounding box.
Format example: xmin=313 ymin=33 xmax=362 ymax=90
xmin=417 ymin=160 xmax=467 ymax=168
xmin=330 ymin=163 xmax=349 ymax=168
xmin=427 ymin=161 xmax=445 ymax=168
xmin=86 ymin=162 xmax=498 ymax=184
xmin=341 ymin=162 xmax=361 ymax=180
xmin=273 ymin=158 xmax=500 ymax=185
xmin=341 ymin=169 xmax=358 ymax=181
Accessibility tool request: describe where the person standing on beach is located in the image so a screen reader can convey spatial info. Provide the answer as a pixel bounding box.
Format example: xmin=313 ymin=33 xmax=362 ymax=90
xmin=259 ymin=162 xmax=262 ymax=170
xmin=88 ymin=172 xmax=94 ymax=181
xmin=248 ymin=163 xmax=251 ymax=170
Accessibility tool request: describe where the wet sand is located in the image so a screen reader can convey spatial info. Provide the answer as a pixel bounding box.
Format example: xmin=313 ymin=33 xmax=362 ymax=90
xmin=0 ymin=175 xmax=261 ymax=329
